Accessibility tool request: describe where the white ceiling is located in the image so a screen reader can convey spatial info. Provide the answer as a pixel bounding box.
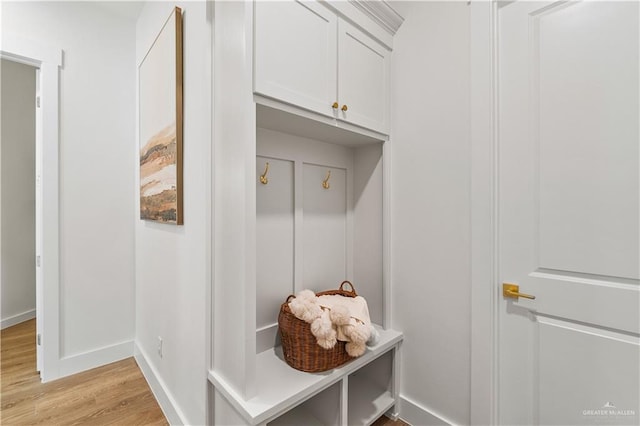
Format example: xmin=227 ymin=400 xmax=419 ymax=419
xmin=90 ymin=1 xmax=145 ymax=20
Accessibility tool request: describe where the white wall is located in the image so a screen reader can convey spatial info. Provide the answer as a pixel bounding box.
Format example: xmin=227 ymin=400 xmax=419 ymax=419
xmin=390 ymin=2 xmax=471 ymax=425
xmin=1 ymin=1 xmax=136 ymax=366
xmin=135 ymin=2 xmax=210 ymax=424
xmin=1 ymin=59 xmax=37 ymax=328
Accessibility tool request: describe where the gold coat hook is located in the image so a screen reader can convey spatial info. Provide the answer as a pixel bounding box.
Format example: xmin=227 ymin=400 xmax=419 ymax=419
xmin=260 ymin=162 xmax=269 ymax=185
xmin=322 ymin=170 xmax=331 ymax=189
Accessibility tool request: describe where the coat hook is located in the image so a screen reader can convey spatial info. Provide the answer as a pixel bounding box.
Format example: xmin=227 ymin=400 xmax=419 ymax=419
xmin=322 ymin=170 xmax=331 ymax=189
xmin=260 ymin=162 xmax=269 ymax=185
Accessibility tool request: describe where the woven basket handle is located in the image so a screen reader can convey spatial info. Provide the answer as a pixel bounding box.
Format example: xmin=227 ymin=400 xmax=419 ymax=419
xmin=285 ymin=294 xmax=296 ymax=303
xmin=339 ymin=280 xmax=356 ymax=294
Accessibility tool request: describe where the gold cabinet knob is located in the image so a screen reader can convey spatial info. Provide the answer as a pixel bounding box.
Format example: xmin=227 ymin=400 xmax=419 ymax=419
xmin=341 ymin=104 xmax=348 ymax=112
xmin=332 ymin=102 xmax=339 ymax=109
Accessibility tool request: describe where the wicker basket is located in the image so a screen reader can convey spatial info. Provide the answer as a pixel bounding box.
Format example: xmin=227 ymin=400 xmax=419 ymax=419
xmin=278 ymin=281 xmax=357 ymax=372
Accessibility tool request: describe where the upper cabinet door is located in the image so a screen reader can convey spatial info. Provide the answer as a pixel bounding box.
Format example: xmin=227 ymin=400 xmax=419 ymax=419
xmin=254 ymin=0 xmax=337 ymax=117
xmin=337 ymin=19 xmax=390 ymax=134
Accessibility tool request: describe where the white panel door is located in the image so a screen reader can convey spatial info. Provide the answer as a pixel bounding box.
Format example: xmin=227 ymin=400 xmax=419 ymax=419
xmin=256 ymin=156 xmax=294 ymax=330
xmin=303 ymin=164 xmax=347 ymax=290
xmin=337 ymin=19 xmax=390 ymax=134
xmin=35 ymin=71 xmax=43 ymax=373
xmin=254 ymin=0 xmax=337 ymax=117
xmin=499 ymin=2 xmax=639 ymax=425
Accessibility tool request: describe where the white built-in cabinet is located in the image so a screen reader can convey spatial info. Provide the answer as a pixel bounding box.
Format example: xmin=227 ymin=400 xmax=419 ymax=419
xmin=210 ymin=1 xmax=404 ymax=425
xmin=336 ymin=19 xmax=390 ymax=134
xmin=254 ymin=1 xmax=337 ymax=119
xmin=254 ymin=1 xmax=391 ymax=135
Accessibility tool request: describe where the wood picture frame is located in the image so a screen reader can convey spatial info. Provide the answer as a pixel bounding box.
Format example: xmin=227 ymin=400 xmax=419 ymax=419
xmin=138 ymin=6 xmax=183 ymax=224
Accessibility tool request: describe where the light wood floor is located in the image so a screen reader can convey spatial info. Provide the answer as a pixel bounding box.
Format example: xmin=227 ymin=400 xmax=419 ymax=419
xmin=372 ymin=415 xmax=410 ymax=426
xmin=0 ymin=319 xmax=168 ymax=425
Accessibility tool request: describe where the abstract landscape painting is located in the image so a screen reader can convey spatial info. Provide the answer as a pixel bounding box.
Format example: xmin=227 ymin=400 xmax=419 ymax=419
xmin=140 ymin=123 xmax=179 ymax=222
xmin=139 ymin=7 xmax=183 ymax=224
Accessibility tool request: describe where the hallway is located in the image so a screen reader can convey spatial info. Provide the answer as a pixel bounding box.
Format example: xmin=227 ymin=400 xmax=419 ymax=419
xmin=0 ymin=320 xmax=167 ymax=425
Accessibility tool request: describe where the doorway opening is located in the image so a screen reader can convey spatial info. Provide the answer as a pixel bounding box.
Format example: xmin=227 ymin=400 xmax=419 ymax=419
xmin=1 ymin=58 xmax=39 ymax=371
xmin=1 ymin=34 xmax=62 ymax=382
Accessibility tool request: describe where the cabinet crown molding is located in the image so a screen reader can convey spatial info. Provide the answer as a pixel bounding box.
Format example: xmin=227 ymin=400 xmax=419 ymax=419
xmin=349 ymin=0 xmax=404 ymax=35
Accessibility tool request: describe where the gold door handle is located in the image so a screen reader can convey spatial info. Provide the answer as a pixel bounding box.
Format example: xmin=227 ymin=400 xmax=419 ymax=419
xmin=341 ymin=104 xmax=348 ymax=112
xmin=332 ymin=102 xmax=339 ymax=109
xmin=503 ymin=283 xmax=535 ymax=300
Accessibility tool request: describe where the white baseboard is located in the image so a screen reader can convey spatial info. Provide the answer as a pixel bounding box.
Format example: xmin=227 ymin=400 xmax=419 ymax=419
xmin=134 ymin=342 xmax=187 ymax=426
xmin=1 ymin=309 xmax=36 ymax=329
xmin=398 ymin=394 xmax=456 ymax=426
xmin=57 ymin=340 xmax=134 ymax=379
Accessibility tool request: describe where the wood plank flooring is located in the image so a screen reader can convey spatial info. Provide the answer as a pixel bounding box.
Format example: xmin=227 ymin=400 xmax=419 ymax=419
xmin=0 ymin=320 xmax=168 ymax=425
xmin=371 ymin=416 xmax=410 ymax=426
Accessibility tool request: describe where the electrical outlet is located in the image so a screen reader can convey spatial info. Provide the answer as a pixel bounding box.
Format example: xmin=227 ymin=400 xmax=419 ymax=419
xmin=157 ymin=336 xmax=163 ymax=358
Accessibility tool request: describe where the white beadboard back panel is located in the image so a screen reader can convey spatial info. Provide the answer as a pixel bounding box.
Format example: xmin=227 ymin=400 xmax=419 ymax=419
xmin=256 ymin=157 xmax=295 ymax=330
xmin=256 ymin=126 xmax=384 ymax=347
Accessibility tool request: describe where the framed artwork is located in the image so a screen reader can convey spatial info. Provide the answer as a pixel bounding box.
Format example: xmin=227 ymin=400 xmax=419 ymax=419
xmin=139 ymin=7 xmax=183 ymax=224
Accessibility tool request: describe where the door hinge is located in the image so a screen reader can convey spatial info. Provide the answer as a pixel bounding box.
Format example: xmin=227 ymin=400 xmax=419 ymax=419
xmin=36 ymin=96 xmax=41 ymax=108
xmin=37 ymin=334 xmax=42 ymax=345
xmin=36 ymin=255 xmax=41 ymax=267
